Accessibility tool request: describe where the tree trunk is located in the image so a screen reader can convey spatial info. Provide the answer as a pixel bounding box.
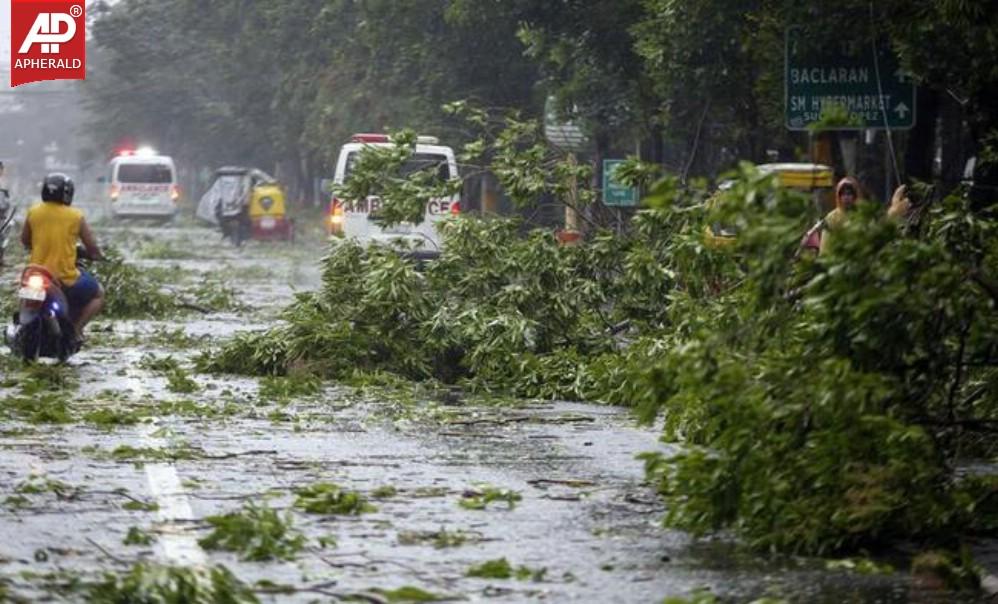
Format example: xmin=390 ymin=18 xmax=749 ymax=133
xmin=967 ymin=83 xmax=998 ymax=197
xmin=640 ymin=124 xmax=664 ymax=166
xmin=939 ymin=92 xmax=969 ymax=193
xmin=903 ymin=86 xmax=939 ymax=182
xmin=591 ymin=130 xmax=610 ymax=229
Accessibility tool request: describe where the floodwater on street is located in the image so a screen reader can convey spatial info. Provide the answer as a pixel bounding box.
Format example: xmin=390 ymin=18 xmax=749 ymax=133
xmin=0 ymin=212 xmax=992 ymax=603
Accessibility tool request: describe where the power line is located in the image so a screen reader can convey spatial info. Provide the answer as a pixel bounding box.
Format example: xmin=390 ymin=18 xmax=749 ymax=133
xmin=869 ymin=1 xmax=902 ymax=186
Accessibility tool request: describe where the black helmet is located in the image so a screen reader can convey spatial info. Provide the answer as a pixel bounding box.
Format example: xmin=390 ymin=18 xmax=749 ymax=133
xmin=41 ymin=173 xmax=74 ymax=205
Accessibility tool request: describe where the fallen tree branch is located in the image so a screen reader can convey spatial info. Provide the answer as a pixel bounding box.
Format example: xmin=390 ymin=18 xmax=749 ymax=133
xmin=971 ymin=272 xmax=998 ymax=306
xmin=681 ymin=97 xmax=712 ymax=185
xmin=86 ymin=537 xmax=130 ymax=565
xmin=200 ymin=449 xmax=278 ymax=460
xmin=527 ymin=478 xmax=596 ymax=488
xmin=175 ymin=301 xmax=212 ymax=314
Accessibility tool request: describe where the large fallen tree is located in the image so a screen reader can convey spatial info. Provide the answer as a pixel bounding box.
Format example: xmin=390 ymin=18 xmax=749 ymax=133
xmin=199 ymin=120 xmax=998 ymax=562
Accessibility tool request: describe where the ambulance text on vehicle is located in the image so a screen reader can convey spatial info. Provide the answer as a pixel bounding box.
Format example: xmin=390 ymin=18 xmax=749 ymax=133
xmin=107 ymin=148 xmax=179 ymax=219
xmin=327 ymin=134 xmax=459 ymax=258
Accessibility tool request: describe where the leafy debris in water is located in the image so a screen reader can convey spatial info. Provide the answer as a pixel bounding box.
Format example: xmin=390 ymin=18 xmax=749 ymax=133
xmin=108 ymin=444 xmax=200 ymax=463
xmin=397 ymin=527 xmax=473 ymax=549
xmin=88 ymin=246 xmax=175 ymax=318
xmin=293 ymin=482 xmax=376 ymax=515
xmin=825 ymin=557 xmax=895 ymax=575
xmin=123 ymin=526 xmax=155 ymax=546
xmin=138 ymin=354 xmax=182 ymax=373
xmin=138 ymin=355 xmax=200 ymax=393
xmin=365 ymin=585 xmax=450 ymax=602
xmin=83 ymin=407 xmax=144 ymax=428
xmin=155 ymin=399 xmax=239 ymax=419
xmin=0 ymin=394 xmax=73 ymax=424
xmin=661 ymin=589 xmax=720 ymax=604
xmin=184 ymin=277 xmax=245 ymax=312
xmin=3 ymin=494 xmax=30 ymax=509
xmin=198 ymin=502 xmax=305 ymax=561
xmin=371 ymin=485 xmax=398 ymax=499
xmin=459 ymin=485 xmax=522 ymax=510
xmin=146 ymin=326 xmax=208 ymax=350
xmin=466 ymin=557 xmax=546 ymax=581
xmin=258 ymin=375 xmax=321 ymax=401
xmin=6 ymin=569 xmax=84 ymax=599
xmin=136 ymin=240 xmax=199 ymax=260
xmin=122 ymin=499 xmax=160 ymax=512
xmin=19 ymin=364 xmax=78 ymax=394
xmin=165 ymin=368 xmax=200 ymax=393
xmin=410 ymin=486 xmax=450 ymax=498
xmin=14 ymin=475 xmax=81 ymax=501
xmin=88 ymin=563 xmax=259 ymax=603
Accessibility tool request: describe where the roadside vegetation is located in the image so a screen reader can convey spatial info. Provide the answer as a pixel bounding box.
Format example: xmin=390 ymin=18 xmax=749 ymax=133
xmin=85 ymin=2 xmax=998 ymax=205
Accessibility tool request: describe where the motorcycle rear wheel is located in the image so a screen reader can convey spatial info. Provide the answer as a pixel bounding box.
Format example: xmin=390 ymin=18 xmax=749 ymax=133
xmin=16 ymin=320 xmax=43 ymax=363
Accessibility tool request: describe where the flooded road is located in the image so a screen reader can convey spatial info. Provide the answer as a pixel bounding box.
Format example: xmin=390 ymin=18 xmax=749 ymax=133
xmin=0 ymin=216 xmax=991 ymax=602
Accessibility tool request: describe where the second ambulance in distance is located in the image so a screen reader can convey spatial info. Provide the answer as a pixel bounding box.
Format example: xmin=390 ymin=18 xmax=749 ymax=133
xmin=326 ymin=133 xmax=459 ymax=259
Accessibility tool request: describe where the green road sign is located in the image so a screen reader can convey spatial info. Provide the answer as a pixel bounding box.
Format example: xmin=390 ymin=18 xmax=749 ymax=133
xmin=785 ymin=27 xmax=915 ymax=131
xmin=602 ymin=160 xmax=638 ymax=207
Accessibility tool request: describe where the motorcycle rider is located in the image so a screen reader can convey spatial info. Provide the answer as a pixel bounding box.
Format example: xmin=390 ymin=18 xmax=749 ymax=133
xmin=20 ymin=173 xmax=104 ymax=343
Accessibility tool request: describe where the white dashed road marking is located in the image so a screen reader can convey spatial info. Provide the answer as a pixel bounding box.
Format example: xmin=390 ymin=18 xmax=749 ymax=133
xmin=128 ymin=352 xmax=206 ymax=566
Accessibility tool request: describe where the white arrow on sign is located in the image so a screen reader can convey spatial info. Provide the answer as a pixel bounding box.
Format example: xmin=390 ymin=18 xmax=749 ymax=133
xmin=893 ymin=102 xmax=910 ymax=119
xmin=894 ymin=68 xmax=909 ymax=83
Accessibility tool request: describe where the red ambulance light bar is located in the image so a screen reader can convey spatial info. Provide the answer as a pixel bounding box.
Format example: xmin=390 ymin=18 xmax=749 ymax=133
xmin=351 ymin=134 xmax=390 ymax=143
xmin=350 ymin=134 xmax=440 ymax=145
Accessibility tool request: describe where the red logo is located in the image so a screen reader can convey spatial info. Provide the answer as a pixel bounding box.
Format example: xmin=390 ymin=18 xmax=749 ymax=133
xmin=10 ymin=0 xmax=86 ymax=87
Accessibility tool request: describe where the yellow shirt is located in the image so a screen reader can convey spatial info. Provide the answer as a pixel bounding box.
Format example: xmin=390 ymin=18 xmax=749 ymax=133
xmin=27 ymin=202 xmax=83 ymax=285
xmin=819 ymin=207 xmax=847 ymax=256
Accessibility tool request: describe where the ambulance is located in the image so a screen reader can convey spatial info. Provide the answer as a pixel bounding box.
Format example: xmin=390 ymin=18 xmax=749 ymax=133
xmin=107 ymin=147 xmax=180 ymax=220
xmin=327 ymin=134 xmax=459 ymax=259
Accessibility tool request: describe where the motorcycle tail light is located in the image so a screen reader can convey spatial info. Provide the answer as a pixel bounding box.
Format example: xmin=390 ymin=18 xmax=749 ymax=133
xmin=20 ymin=270 xmax=51 ymax=309
xmin=23 ymin=273 xmax=49 ymax=290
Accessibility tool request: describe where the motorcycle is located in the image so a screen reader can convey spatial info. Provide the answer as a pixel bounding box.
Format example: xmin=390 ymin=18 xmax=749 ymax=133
xmin=0 ymin=189 xmax=13 ymax=266
xmin=4 ymin=247 xmax=92 ymax=362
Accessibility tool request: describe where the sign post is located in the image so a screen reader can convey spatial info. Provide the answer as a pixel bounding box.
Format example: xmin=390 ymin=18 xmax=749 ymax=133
xmin=544 ymin=96 xmax=589 ymax=242
xmin=602 ymin=160 xmax=638 ymax=207
xmin=785 ymin=27 xmax=915 ymax=131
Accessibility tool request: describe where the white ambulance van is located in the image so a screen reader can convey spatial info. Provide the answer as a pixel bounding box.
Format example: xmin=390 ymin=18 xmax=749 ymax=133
xmin=107 ymin=148 xmax=179 ymax=220
xmin=326 ymin=134 xmax=459 ymax=259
